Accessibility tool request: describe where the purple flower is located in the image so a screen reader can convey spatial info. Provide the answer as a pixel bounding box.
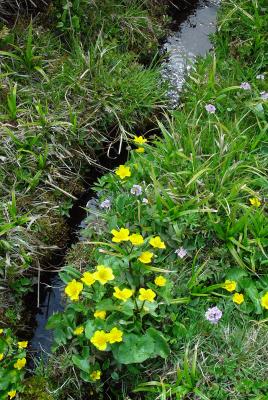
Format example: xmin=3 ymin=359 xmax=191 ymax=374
xmin=205 ymin=104 xmax=216 ymax=114
xmin=142 ymin=197 xmax=149 ymax=204
xmin=131 ymin=184 xmax=142 ymax=196
xmin=256 ymin=74 xmax=265 ymax=80
xmin=205 ymin=306 xmax=222 ymax=324
xmin=260 ymin=91 xmax=268 ymax=100
xmin=175 ymin=247 xmax=187 ymax=259
xmin=240 ymin=82 xmax=251 ymax=91
xmin=100 ymin=199 xmax=111 ymax=209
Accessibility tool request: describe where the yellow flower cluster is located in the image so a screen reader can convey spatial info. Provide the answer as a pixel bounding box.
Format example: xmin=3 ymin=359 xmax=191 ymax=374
xmin=113 ymin=287 xmax=134 ymax=302
xmin=90 ymin=327 xmax=123 ymax=351
xmin=8 ymin=390 xmax=16 ymax=399
xmin=90 ymin=370 xmax=101 ymax=381
xmin=261 ymin=292 xmax=268 ymax=309
xmin=249 ymin=197 xmax=261 ymax=207
xmin=134 ymin=135 xmax=147 ymax=153
xmin=65 ymin=265 xmax=115 ymax=301
xmin=14 ymin=358 xmax=26 ymax=370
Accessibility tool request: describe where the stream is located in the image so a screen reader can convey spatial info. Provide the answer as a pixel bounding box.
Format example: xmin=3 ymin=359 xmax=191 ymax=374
xmin=28 ymin=0 xmax=219 ymax=358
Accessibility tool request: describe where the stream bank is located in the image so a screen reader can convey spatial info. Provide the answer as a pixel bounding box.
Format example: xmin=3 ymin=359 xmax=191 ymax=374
xmin=28 ymin=0 xmax=219 ymax=358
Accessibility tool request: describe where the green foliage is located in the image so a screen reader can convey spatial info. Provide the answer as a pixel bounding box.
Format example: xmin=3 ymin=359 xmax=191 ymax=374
xmin=0 ymin=328 xmax=27 ymax=399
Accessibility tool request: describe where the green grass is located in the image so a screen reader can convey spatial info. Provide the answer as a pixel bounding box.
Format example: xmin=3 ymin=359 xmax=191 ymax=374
xmin=1 ymin=0 xmax=268 ymax=398
xmin=42 ymin=0 xmax=268 ymax=398
xmin=0 ymin=0 xmax=167 ymax=329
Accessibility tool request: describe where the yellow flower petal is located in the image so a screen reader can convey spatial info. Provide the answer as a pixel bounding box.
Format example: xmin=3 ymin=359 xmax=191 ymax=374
xmin=94 ymin=265 xmax=114 ymax=285
xmin=223 ymin=280 xmax=236 ymax=292
xmin=65 ymin=279 xmax=83 ymax=301
xmin=94 ymin=310 xmax=107 ymax=320
xmin=90 ymin=330 xmax=108 ymax=351
xmin=81 ymin=271 xmax=96 ymax=286
xmin=154 ymin=275 xmax=166 ymax=287
xmin=115 ymin=165 xmax=131 ymax=180
xmin=90 ymin=370 xmax=101 ymax=381
xmin=113 ymin=287 xmax=133 ymax=302
xmin=149 ymin=236 xmax=166 ymax=249
xmin=138 ymin=251 xmax=154 ymax=264
xmin=261 ymin=292 xmax=268 ymax=310
xmin=134 ymin=136 xmax=147 ymax=145
xmin=129 ymin=233 xmax=144 ymax=246
xmin=14 ymin=358 xmax=26 ymax=370
xmin=232 ymin=293 xmax=244 ymax=305
xmin=18 ymin=341 xmax=28 ymax=349
xmin=107 ymin=327 xmax=123 ymax=344
xmin=111 ymin=228 xmax=130 ymax=243
xmin=138 ymin=288 xmax=156 ymax=302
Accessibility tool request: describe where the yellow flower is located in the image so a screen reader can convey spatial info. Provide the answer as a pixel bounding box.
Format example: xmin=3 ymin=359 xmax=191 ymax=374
xmin=81 ymin=271 xmax=96 ymax=286
xmin=136 ymin=147 xmax=145 ymax=153
xmin=115 ymin=165 xmax=131 ymax=180
xmin=154 ymin=275 xmax=166 ymax=287
xmin=18 ymin=341 xmax=28 ymax=349
xmin=111 ymin=228 xmax=130 ymax=243
xmin=149 ymin=236 xmax=166 ymax=249
xmin=65 ymin=279 xmax=83 ymax=301
xmin=107 ymin=327 xmax=123 ymax=344
xmin=94 ymin=310 xmax=107 ymax=320
xmin=249 ymin=197 xmax=261 ymax=207
xmin=94 ymin=265 xmax=114 ymax=285
xmin=113 ymin=287 xmax=133 ymax=302
xmin=138 ymin=251 xmax=154 ymax=264
xmin=139 ymin=288 xmax=156 ymax=302
xmin=74 ymin=326 xmax=84 ymax=335
xmin=223 ymin=280 xmax=236 ymax=292
xmin=232 ymin=293 xmax=244 ymax=305
xmin=261 ymin=292 xmax=268 ymax=310
xmin=0 ymin=353 xmax=4 ymax=361
xmin=134 ymin=136 xmax=147 ymax=145
xmin=14 ymin=357 xmax=26 ymax=370
xmin=0 ymin=329 xmax=3 ymax=334
xmin=129 ymin=233 xmax=144 ymax=246
xmin=8 ymin=390 xmax=16 ymax=399
xmin=90 ymin=370 xmax=101 ymax=381
xmin=90 ymin=330 xmax=108 ymax=351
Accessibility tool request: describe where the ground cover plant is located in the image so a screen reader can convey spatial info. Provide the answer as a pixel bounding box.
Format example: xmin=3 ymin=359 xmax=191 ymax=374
xmin=0 ymin=0 xmax=268 ymax=399
xmin=0 ymin=0 xmax=167 ymax=330
xmin=45 ymin=0 xmax=268 ymax=398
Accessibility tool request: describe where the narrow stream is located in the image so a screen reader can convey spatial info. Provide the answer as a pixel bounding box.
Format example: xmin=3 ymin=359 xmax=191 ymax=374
xmin=28 ymin=0 xmax=219 ymax=358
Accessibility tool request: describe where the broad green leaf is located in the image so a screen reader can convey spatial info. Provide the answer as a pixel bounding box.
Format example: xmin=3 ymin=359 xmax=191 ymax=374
xmin=146 ymin=328 xmax=170 ymax=358
xmin=112 ymin=334 xmax=154 ymax=364
xmin=72 ymin=355 xmax=90 ymax=373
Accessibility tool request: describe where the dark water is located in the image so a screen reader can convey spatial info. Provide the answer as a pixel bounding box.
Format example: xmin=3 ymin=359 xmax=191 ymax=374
xmin=29 ymin=0 xmax=219 ymax=357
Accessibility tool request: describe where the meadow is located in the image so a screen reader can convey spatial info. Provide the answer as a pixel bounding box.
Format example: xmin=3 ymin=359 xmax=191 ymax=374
xmin=0 ymin=0 xmax=267 ymax=399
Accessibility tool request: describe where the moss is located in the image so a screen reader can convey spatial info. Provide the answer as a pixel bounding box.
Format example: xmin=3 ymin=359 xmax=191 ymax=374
xmin=21 ymin=377 xmax=53 ymax=400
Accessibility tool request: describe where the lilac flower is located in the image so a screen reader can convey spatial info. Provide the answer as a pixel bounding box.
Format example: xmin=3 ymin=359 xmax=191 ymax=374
xmin=175 ymin=247 xmax=187 ymax=259
xmin=100 ymin=199 xmax=111 ymax=209
xmin=260 ymin=91 xmax=268 ymax=100
xmin=205 ymin=306 xmax=222 ymax=324
xmin=131 ymin=184 xmax=142 ymax=196
xmin=142 ymin=198 xmax=149 ymax=204
xmin=205 ymin=104 xmax=216 ymax=114
xmin=256 ymin=74 xmax=265 ymax=80
xmin=240 ymin=82 xmax=251 ymax=91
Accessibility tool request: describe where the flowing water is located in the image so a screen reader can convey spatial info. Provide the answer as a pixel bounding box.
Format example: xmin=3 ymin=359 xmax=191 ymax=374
xmin=29 ymin=0 xmax=219 ymax=357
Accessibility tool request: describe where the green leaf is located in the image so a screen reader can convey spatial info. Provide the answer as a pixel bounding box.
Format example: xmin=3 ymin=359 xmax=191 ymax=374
xmin=112 ymin=334 xmax=154 ymax=364
xmin=240 ymin=278 xmax=262 ymax=314
xmin=146 ymin=328 xmax=170 ymax=358
xmin=46 ymin=312 xmax=62 ymax=329
xmin=85 ymin=320 xmax=97 ymax=339
xmin=72 ymin=355 xmax=90 ymax=373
